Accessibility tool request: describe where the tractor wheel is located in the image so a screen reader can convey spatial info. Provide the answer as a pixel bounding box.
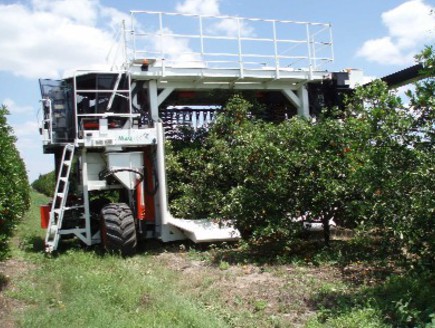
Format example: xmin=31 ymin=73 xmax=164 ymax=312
xmin=100 ymin=203 xmax=137 ymax=256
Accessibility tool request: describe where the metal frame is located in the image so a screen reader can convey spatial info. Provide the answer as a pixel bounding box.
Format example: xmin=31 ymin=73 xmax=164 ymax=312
xmin=72 ymin=70 xmax=135 ymax=141
xmin=39 ymin=98 xmax=54 ymax=145
xmin=133 ymin=72 xmax=312 ymax=119
xmin=128 ymin=11 xmax=334 ymax=74
xmin=121 ymin=12 xmax=335 ymax=120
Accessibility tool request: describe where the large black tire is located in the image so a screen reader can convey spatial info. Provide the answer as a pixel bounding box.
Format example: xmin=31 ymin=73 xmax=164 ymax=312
xmin=100 ymin=203 xmax=137 ymax=256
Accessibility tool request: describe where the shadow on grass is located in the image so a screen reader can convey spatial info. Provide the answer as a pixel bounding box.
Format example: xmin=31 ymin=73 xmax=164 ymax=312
xmin=307 ymin=271 xmax=435 ymax=327
xmin=18 ymin=235 xmax=45 ymax=254
xmin=205 ymin=236 xmax=403 ymax=268
xmin=0 ymin=272 xmax=9 ymax=292
xmin=15 ymin=228 xmax=406 ymax=277
xmin=18 ymin=234 xmax=102 ymax=258
xmin=18 ymin=234 xmax=203 ymax=259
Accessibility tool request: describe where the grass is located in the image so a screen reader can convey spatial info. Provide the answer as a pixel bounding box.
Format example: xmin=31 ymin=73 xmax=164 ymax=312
xmin=7 ymin=191 xmax=229 ymax=328
xmin=13 ymin=190 xmax=47 ymax=255
xmin=306 ymin=308 xmax=390 ymax=328
xmin=2 ymin=190 xmax=434 ymax=328
xmin=11 ymin=253 xmax=229 ymax=328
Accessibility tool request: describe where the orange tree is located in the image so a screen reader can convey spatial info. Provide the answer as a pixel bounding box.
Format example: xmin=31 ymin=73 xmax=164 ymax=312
xmin=348 ymin=47 xmax=435 ymax=268
xmin=0 ymin=105 xmax=30 ymax=258
xmin=31 ymin=171 xmax=55 ymax=197
xmin=167 ymin=95 xmax=358 ymax=243
xmin=166 ymin=47 xmax=434 ymax=265
xmin=405 ymin=46 xmax=435 ymax=267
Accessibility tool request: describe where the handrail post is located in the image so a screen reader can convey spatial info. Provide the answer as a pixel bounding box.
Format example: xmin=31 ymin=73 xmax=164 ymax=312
xmin=305 ymin=23 xmax=313 ymax=80
xmin=237 ymin=18 xmax=244 ymax=78
xmin=329 ymin=24 xmax=335 ymax=64
xmin=159 ymin=12 xmax=164 ymax=60
xmin=122 ymin=19 xmax=128 ymax=65
xmin=73 ymin=72 xmax=79 ymax=140
xmin=130 ymin=12 xmax=135 ymax=62
xmin=199 ymin=15 xmax=205 ymax=65
xmin=311 ymin=31 xmax=317 ymax=70
xmin=272 ymin=20 xmax=279 ymax=79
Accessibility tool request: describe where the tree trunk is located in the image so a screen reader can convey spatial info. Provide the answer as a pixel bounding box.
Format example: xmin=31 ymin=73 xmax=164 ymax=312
xmin=322 ymin=213 xmax=331 ymax=247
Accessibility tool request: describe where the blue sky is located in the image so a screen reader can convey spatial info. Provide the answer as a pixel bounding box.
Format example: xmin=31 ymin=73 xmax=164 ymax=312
xmin=0 ymin=0 xmax=434 ymax=181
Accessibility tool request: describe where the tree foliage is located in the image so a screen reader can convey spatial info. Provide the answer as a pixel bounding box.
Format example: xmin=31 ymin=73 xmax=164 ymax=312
xmin=166 ymin=47 xmax=434 ymax=269
xmin=0 ymin=105 xmax=30 ymax=258
xmin=32 ymin=171 xmax=56 ymax=197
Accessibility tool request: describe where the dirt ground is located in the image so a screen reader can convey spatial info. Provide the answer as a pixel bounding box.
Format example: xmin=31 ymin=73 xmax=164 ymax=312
xmin=0 ymin=259 xmax=34 ymax=328
xmin=0 ymin=241 xmax=388 ymax=327
xmin=0 ymin=249 xmax=343 ymax=327
xmin=155 ymin=250 xmax=343 ymax=327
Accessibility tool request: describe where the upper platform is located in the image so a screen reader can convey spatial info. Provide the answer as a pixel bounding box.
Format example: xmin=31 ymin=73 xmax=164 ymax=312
xmin=39 ymin=12 xmax=335 ymax=151
xmin=120 ymin=11 xmax=334 ymax=84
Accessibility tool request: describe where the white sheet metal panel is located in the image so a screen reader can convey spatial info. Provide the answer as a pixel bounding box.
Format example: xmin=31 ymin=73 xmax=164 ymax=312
xmin=106 ymin=151 xmax=144 ymax=189
xmin=167 ymin=217 xmax=241 ymax=243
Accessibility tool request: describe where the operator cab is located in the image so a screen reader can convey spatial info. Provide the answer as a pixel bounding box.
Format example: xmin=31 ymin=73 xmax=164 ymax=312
xmin=39 ymin=72 xmax=150 ymax=153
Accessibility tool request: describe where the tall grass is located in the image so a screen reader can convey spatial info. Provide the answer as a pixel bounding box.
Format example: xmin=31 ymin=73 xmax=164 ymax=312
xmin=11 ymin=252 xmax=228 ymax=328
xmin=8 ymin=191 xmax=228 ymax=328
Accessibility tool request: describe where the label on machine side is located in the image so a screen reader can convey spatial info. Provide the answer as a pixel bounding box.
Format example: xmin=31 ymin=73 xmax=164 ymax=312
xmin=83 ymin=128 xmax=157 ymax=147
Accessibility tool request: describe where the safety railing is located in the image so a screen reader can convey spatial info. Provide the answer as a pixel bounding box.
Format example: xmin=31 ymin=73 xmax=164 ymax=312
xmin=72 ymin=71 xmax=136 ymax=139
xmin=126 ymin=11 xmax=334 ymax=73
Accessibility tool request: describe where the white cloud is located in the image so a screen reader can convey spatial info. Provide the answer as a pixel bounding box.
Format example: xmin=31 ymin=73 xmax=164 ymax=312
xmin=0 ymin=0 xmax=128 ymax=79
xmin=11 ymin=120 xmax=39 ymax=138
xmin=143 ymin=27 xmax=203 ymax=67
xmin=9 ymin=119 xmax=51 ymax=181
xmin=176 ymin=0 xmax=220 ymax=16
xmin=382 ymin=0 xmax=434 ymax=48
xmin=176 ymin=0 xmax=254 ymax=37
xmin=2 ymin=98 xmax=34 ymax=115
xmin=357 ymin=37 xmax=415 ymax=65
xmin=100 ymin=6 xmax=131 ymax=33
xmin=32 ymin=0 xmax=99 ymax=26
xmin=209 ymin=18 xmax=254 ymax=37
xmin=10 ymin=120 xmax=43 ymax=179
xmin=357 ymin=0 xmax=434 ymax=65
xmin=136 ymin=0 xmax=222 ymax=65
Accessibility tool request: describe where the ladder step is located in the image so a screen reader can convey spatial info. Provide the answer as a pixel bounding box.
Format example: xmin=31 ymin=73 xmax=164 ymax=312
xmin=66 ymin=205 xmax=84 ymax=210
xmin=59 ymin=228 xmax=87 ymax=235
xmin=56 ymin=193 xmax=65 ymax=198
xmin=49 ymin=224 xmax=59 ymax=231
xmin=53 ymin=205 xmax=84 ymax=214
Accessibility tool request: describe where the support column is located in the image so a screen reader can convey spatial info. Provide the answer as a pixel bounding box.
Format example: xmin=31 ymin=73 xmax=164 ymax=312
xmin=282 ymin=86 xmax=310 ymax=118
xmin=155 ymin=122 xmax=169 ymax=225
xmin=147 ymin=80 xmax=159 ymax=121
xmin=297 ymin=85 xmax=310 ymax=118
xmin=147 ymin=80 xmax=174 ymax=121
xmin=81 ymin=148 xmax=92 ymax=244
xmin=155 ymin=121 xmax=186 ymax=242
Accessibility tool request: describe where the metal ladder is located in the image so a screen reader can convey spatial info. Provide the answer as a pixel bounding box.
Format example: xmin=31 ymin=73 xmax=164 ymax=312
xmin=45 ymin=144 xmax=75 ymax=253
